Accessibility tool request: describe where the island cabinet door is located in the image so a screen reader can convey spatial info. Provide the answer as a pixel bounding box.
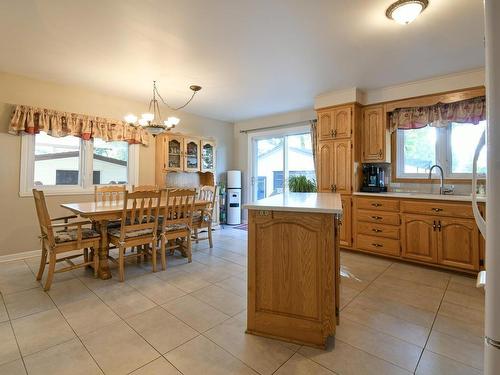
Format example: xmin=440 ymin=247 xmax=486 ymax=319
xmin=438 ymin=218 xmax=479 ymax=271
xmin=317 ymin=141 xmax=335 ymax=192
xmin=247 ymin=210 xmax=336 ymax=348
xmin=401 ymin=214 xmax=438 ymax=263
xmin=339 ymin=196 xmax=352 ymax=247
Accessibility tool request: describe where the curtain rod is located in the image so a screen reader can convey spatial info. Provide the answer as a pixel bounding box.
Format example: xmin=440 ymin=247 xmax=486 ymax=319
xmin=239 ymin=119 xmax=316 ymax=134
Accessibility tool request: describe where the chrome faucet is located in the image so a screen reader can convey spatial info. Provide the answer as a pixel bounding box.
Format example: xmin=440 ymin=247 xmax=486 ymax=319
xmin=428 ymin=164 xmax=453 ymax=195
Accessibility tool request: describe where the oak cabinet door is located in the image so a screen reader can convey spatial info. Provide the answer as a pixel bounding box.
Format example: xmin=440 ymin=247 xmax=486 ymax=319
xmin=362 ymin=106 xmax=385 ymax=162
xmin=402 ymin=214 xmax=438 ymax=263
xmin=318 ymin=111 xmax=334 ymax=140
xmin=332 ymin=140 xmax=351 ymax=194
xmin=317 ymin=141 xmax=335 ymax=192
xmin=339 ymin=196 xmax=352 ymax=247
xmin=333 ymin=106 xmax=352 ymax=139
xmin=438 ymin=218 xmax=479 ymax=271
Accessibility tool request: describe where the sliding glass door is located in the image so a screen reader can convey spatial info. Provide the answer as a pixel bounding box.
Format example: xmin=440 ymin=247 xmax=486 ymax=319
xmin=251 ymin=130 xmax=315 ymax=201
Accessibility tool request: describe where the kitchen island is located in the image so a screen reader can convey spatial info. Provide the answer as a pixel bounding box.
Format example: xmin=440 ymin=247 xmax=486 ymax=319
xmin=244 ymin=192 xmax=343 ymax=348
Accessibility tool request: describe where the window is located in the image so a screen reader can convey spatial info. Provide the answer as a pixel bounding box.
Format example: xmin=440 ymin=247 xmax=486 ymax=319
xmin=397 ymin=121 xmax=486 ymax=179
xmin=21 ymin=132 xmax=139 ymax=196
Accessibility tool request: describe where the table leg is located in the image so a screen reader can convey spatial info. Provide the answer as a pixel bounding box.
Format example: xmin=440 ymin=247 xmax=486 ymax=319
xmin=98 ymin=220 xmax=112 ymax=280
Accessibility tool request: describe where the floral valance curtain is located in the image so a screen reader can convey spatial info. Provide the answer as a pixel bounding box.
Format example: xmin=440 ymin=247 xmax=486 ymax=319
xmin=8 ymin=105 xmax=150 ymax=146
xmin=389 ymin=96 xmax=486 ymax=133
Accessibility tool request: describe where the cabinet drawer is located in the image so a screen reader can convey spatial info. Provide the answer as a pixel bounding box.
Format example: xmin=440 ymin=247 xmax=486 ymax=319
xmin=356 ymin=234 xmax=400 ymax=256
xmin=357 ymin=222 xmax=400 ymax=240
xmin=356 ymin=197 xmax=400 ymax=212
xmin=401 ymin=200 xmax=473 ymax=218
xmin=356 ymin=210 xmax=400 ymax=225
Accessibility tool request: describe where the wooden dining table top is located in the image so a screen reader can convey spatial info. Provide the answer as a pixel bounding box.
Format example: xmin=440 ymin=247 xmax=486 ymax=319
xmin=61 ymin=198 xmax=210 ymax=219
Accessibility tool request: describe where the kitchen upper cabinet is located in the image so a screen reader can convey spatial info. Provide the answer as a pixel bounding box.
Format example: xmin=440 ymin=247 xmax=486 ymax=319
xmin=184 ymin=137 xmax=200 ymax=172
xmin=165 ymin=135 xmax=184 ymax=171
xmin=318 ymin=141 xmax=334 ymax=192
xmin=402 ymin=214 xmax=438 ymax=263
xmin=439 ymin=218 xmax=479 ymax=271
xmin=339 ymin=196 xmax=352 ymax=247
xmin=332 ymin=140 xmax=352 ymax=194
xmin=317 ymin=106 xmax=352 ymax=141
xmin=362 ymin=105 xmax=388 ymax=162
xmin=317 ymin=140 xmax=351 ymax=193
xmin=201 ymin=140 xmax=216 ymax=172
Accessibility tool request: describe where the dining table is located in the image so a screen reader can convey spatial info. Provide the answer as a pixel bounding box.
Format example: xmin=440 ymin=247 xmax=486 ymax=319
xmin=61 ymin=198 xmax=210 ymax=279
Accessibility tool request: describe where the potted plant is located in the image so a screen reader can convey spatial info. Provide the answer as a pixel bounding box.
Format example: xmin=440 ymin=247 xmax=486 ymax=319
xmin=288 ymin=175 xmax=317 ymax=192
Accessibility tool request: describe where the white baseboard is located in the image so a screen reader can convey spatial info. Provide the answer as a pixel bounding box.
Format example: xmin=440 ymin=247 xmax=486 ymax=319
xmin=0 ymin=249 xmax=41 ymax=263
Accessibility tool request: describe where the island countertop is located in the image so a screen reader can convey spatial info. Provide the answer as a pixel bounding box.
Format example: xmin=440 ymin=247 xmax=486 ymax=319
xmin=243 ymin=192 xmax=343 ymax=214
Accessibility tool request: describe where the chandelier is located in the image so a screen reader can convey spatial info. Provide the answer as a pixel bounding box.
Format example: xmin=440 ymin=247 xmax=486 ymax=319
xmin=124 ymin=81 xmax=202 ymax=135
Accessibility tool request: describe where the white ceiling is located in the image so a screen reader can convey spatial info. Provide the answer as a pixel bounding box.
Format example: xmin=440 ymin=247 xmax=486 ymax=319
xmin=0 ymin=0 xmax=485 ymax=122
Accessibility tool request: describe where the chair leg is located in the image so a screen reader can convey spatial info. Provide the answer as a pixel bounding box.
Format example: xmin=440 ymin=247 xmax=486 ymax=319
xmin=118 ymin=246 xmax=125 ymax=282
xmin=208 ymin=224 xmax=213 ymax=248
xmin=160 ymin=237 xmax=167 ymax=271
xmin=84 ymin=248 xmax=89 ymax=263
xmin=187 ymin=235 xmax=192 ymax=263
xmin=44 ymin=251 xmax=56 ymax=291
xmin=36 ymin=247 xmax=48 ymax=281
xmin=194 ymin=228 xmax=199 ymax=243
xmin=92 ymin=247 xmax=99 ymax=278
xmin=151 ymin=243 xmax=158 ymax=273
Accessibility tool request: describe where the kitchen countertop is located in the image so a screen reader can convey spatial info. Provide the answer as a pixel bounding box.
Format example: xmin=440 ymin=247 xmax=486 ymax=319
xmin=353 ymin=191 xmax=487 ymax=203
xmin=243 ymin=192 xmax=343 ymax=214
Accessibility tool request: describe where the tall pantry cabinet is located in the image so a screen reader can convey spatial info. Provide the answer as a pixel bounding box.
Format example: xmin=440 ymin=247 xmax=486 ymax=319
xmin=316 ymin=104 xmax=361 ymax=248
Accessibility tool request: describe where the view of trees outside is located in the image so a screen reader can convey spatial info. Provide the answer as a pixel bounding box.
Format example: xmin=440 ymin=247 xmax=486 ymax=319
xmin=93 ymin=138 xmax=128 ymax=161
xmin=402 ymin=126 xmax=436 ymax=174
xmin=450 ymin=121 xmax=487 ymax=174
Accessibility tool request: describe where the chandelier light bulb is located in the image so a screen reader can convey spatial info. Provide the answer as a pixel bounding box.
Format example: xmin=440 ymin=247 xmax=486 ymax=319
xmin=168 ymin=116 xmax=180 ymax=126
xmin=141 ymin=113 xmax=154 ymax=122
xmin=386 ymin=0 xmax=428 ymax=25
xmin=124 ymin=114 xmax=137 ymax=124
xmin=138 ymin=118 xmax=148 ymax=126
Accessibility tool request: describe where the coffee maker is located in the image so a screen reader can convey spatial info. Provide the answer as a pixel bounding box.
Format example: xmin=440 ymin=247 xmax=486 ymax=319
xmin=361 ymin=165 xmax=387 ymax=193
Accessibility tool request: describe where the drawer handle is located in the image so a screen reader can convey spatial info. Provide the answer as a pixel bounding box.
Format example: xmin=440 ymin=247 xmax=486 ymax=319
xmin=371 ymin=203 xmax=382 ymax=207
xmin=371 ymin=216 xmax=383 ymax=220
xmin=372 ymin=243 xmax=383 ymax=248
xmin=432 ymin=208 xmax=443 ymax=212
xmin=372 ymin=228 xmax=382 ymax=233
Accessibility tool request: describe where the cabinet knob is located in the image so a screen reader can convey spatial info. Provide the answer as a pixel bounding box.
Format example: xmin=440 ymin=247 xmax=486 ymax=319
xmin=432 ymin=207 xmax=443 ymax=212
xmin=332 ymin=184 xmax=337 ymax=192
xmin=371 ymin=243 xmax=383 ymax=248
xmin=372 ymin=228 xmax=382 ymax=233
xmin=378 ymin=149 xmax=383 ymax=158
xmin=371 ymin=203 xmax=382 ymax=207
xmin=333 ymin=129 xmax=337 ymax=137
xmin=371 ymin=216 xmax=382 ymax=220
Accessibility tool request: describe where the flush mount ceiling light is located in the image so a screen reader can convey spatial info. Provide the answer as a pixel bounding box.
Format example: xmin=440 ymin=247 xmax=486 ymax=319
xmin=386 ymin=0 xmax=429 ymax=24
xmin=125 ymin=81 xmax=202 ymax=136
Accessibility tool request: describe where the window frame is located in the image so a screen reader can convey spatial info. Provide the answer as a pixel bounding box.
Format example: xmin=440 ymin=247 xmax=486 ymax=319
xmin=19 ymin=133 xmax=139 ymax=197
xmin=395 ymin=123 xmax=486 ymax=181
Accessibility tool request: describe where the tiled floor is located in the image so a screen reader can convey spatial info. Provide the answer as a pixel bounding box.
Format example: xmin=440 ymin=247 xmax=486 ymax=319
xmin=0 ymin=227 xmax=484 ymax=374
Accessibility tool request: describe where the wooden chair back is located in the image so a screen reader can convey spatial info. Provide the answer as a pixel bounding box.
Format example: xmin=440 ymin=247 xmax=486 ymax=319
xmin=94 ymin=185 xmax=126 ymax=204
xmin=117 ymin=190 xmax=162 ymax=242
xmin=32 ymin=189 xmax=55 ymax=246
xmin=199 ymin=185 xmax=218 ymax=215
xmin=132 ymin=185 xmax=159 ymax=192
xmin=161 ymin=188 xmax=197 ymax=230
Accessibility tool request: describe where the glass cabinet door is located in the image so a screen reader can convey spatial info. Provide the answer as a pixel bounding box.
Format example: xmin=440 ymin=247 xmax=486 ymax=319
xmin=166 ymin=137 xmax=183 ymax=171
xmin=184 ymin=138 xmax=200 ymax=171
xmin=201 ymin=141 xmax=216 ymax=172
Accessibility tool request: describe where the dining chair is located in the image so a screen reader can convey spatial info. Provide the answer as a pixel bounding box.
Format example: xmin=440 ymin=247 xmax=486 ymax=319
xmin=33 ymin=189 xmax=100 ymax=291
xmin=132 ymin=184 xmax=159 ymax=192
xmin=94 ymin=185 xmax=126 ymax=204
xmin=155 ymin=188 xmax=197 ymax=271
xmin=107 ymin=190 xmax=162 ymax=281
xmin=192 ymin=185 xmax=218 ymax=248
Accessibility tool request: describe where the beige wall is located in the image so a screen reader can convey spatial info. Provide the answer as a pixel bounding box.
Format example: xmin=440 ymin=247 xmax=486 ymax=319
xmin=0 ymin=72 xmax=234 ymax=256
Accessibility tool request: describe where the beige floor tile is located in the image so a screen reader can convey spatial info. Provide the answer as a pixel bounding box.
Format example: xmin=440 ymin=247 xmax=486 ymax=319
xmin=25 ymin=256 xmax=78 ymax=285
xmin=341 ymin=251 xmax=393 ymax=268
xmin=162 ymin=295 xmax=229 ymax=332
xmin=0 ymin=261 xmax=40 ymax=294
xmin=448 ymin=278 xmax=485 ymax=297
xmin=47 ymin=278 xmax=94 ymax=306
xmin=4 ymin=288 xmax=55 ymax=320
xmin=385 ymin=262 xmax=451 ymax=289
xmin=156 ymin=270 xmax=211 ymax=293
xmin=374 ymin=274 xmax=446 ymax=300
xmin=205 ymin=316 xmax=295 ymax=374
xmin=339 ymin=285 xmax=360 ymax=310
xmin=350 ymin=294 xmax=436 ymax=328
xmin=0 ymin=322 xmax=21 ymax=366
xmin=166 ymin=335 xmax=257 ymax=375
xmin=443 ymin=290 xmax=484 ymax=311
xmin=131 ymin=357 xmax=181 ymax=374
xmin=300 ymin=339 xmax=411 ymax=375
xmin=191 ymin=284 xmax=246 ymax=316
xmin=81 ymin=320 xmax=159 ymax=375
xmin=433 ymin=314 xmax=484 ymax=342
xmin=342 ymin=302 xmax=429 ymax=346
xmin=58 ymin=294 xmax=121 ymax=336
xmin=275 ymin=352 xmax=335 ymax=375
xmin=426 ymin=330 xmax=484 ymax=370
xmin=126 ymin=274 xmax=186 ymax=304
xmin=126 ymin=306 xmax=198 ymax=354
xmin=215 ymin=276 xmax=247 ymax=297
xmin=438 ymin=301 xmax=484 ymax=325
xmin=450 ymin=274 xmax=478 ymax=288
xmin=340 ymin=261 xmax=388 ymax=291
xmin=94 ymin=282 xmax=156 ymax=319
xmin=416 ymin=350 xmax=482 ymax=375
xmin=335 ymin=318 xmax=422 ymax=371
xmin=11 ymin=308 xmax=75 ymax=356
xmin=0 ymin=359 xmax=26 ymax=375
xmin=190 ymin=265 xmax=240 ymax=283
xmin=23 ymin=338 xmax=102 ymax=375
xmin=0 ymin=295 xmax=8 ymax=322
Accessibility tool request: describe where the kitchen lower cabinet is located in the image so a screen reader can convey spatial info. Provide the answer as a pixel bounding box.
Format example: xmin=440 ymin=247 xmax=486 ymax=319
xmin=339 ymin=196 xmax=352 ymax=247
xmin=439 ymin=218 xmax=479 ymax=271
xmin=401 ymin=214 xmax=438 ymax=263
